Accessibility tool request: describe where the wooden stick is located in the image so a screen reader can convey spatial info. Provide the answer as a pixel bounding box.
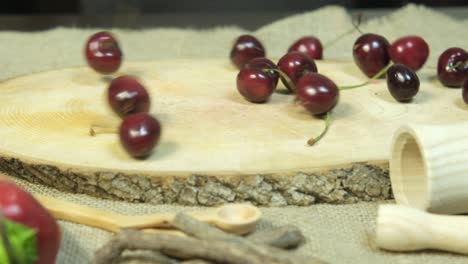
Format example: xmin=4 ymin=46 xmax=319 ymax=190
xmin=94 ymin=214 xmax=322 ymax=264
xmin=118 ymin=250 xmax=178 ymax=264
xmin=94 ymin=235 xmax=126 ymax=264
xmin=247 ymin=226 xmax=305 ymax=249
xmin=94 ymin=230 xmax=288 ymax=264
xmin=174 ymin=212 xmax=306 ymax=248
xmin=117 ymin=226 xmax=305 ymax=264
xmin=142 ymin=225 xmax=305 ymax=249
xmin=172 ymin=213 xmax=323 ymax=264
xmin=181 ymin=260 xmax=214 ymax=264
xmin=172 ymin=213 xmax=228 ymax=241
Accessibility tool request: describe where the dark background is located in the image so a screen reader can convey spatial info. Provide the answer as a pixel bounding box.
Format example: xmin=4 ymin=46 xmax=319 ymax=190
xmin=0 ymin=0 xmax=467 ymax=30
xmin=2 ymin=0 xmax=467 ymax=14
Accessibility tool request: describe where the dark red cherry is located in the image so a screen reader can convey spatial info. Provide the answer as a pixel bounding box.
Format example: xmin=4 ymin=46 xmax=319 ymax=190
xmin=296 ymin=73 xmax=339 ymax=115
xmin=437 ymin=47 xmax=468 ymax=88
xmin=288 ymin=36 xmax=323 ymax=60
xmin=352 ymin=33 xmax=390 ymax=78
xmin=108 ymin=76 xmax=150 ymax=117
xmin=85 ymin=31 xmax=122 ymax=74
xmin=277 ymin=51 xmax=318 ymax=91
xmin=386 ymin=64 xmax=420 ymax=102
xmin=462 ymin=78 xmax=468 ymax=105
xmin=230 ymin=35 xmax=265 ymax=69
xmin=236 ymin=68 xmax=275 ymax=103
xmin=244 ymin=57 xmax=279 ymax=87
xmin=389 ymin=36 xmax=429 ymax=71
xmin=119 ymin=113 xmax=161 ymax=158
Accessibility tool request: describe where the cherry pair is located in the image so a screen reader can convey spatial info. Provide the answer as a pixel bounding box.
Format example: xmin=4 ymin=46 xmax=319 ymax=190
xmin=236 ymin=52 xmax=337 ymax=116
xmin=229 ymin=34 xmax=323 ymax=70
xmin=353 ymin=34 xmax=429 ymax=77
xmin=85 ymin=32 xmax=161 ymax=159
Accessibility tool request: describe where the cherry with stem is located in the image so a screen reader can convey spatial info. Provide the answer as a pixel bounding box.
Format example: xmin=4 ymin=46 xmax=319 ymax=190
xmin=89 ymin=113 xmax=161 ymax=159
xmin=277 ymin=52 xmax=318 ymax=92
xmin=237 ymin=68 xmax=275 ymax=103
xmin=294 ymin=73 xmax=339 ymax=146
xmin=307 ymin=112 xmax=331 ymax=146
xmin=437 ymin=47 xmax=467 ymax=88
xmin=268 ymin=61 xmax=388 ymax=146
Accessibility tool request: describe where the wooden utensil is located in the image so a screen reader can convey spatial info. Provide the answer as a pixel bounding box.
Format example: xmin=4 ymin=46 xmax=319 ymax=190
xmin=390 ymin=123 xmax=468 ymax=214
xmin=375 ymin=204 xmax=468 ymax=255
xmin=34 ymin=195 xmax=261 ymax=235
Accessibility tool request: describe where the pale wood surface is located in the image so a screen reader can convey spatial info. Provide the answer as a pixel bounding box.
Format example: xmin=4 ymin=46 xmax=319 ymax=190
xmin=0 ymin=59 xmax=464 ymax=204
xmin=0 ymin=59 xmax=463 ymax=173
xmin=376 ymin=205 xmax=468 ymax=255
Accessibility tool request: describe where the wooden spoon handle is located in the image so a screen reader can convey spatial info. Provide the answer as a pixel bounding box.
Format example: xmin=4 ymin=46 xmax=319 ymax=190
xmin=34 ymin=195 xmax=211 ymax=232
xmin=376 ymin=205 xmax=468 ymax=255
xmin=34 ymin=195 xmax=128 ymax=232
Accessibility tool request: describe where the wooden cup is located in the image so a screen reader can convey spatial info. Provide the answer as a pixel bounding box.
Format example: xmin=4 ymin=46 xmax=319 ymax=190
xmin=390 ymin=123 xmax=468 ymax=214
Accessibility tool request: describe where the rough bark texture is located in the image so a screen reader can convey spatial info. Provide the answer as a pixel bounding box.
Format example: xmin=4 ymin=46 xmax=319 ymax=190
xmin=0 ymin=156 xmax=391 ymax=206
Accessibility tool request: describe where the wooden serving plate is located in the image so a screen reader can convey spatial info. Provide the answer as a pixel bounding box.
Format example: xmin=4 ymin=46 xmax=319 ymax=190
xmin=0 ymin=59 xmax=464 ymax=206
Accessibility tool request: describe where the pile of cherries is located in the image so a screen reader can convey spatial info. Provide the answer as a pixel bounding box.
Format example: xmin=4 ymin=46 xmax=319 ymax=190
xmin=85 ymin=31 xmax=161 ymax=159
xmin=231 ymin=32 xmax=467 ymax=145
xmin=83 ymin=29 xmax=467 ymax=154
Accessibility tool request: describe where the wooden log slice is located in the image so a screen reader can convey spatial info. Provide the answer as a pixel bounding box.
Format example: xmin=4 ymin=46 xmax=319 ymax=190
xmin=0 ymin=59 xmax=463 ymax=206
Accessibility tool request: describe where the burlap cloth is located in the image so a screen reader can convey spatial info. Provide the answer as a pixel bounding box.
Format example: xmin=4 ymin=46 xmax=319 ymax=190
xmin=1 ymin=4 xmax=468 ymax=263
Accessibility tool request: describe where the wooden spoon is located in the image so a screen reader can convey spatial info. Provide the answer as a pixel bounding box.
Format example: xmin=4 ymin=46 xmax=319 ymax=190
xmin=34 ymin=195 xmax=261 ymax=235
xmin=375 ymin=204 xmax=468 ymax=255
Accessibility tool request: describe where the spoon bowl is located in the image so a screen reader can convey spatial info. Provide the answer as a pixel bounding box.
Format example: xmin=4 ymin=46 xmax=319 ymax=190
xmin=214 ymin=203 xmax=262 ymax=234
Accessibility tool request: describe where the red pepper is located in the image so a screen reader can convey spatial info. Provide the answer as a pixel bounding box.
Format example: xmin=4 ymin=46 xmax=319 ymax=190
xmin=0 ymin=179 xmax=60 ymax=264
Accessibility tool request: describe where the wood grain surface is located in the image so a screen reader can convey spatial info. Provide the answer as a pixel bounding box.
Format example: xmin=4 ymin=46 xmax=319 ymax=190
xmin=0 ymin=59 xmax=463 ymax=205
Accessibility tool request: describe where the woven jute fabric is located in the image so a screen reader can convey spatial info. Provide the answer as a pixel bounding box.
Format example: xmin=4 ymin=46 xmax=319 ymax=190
xmin=1 ymin=4 xmax=468 ymax=263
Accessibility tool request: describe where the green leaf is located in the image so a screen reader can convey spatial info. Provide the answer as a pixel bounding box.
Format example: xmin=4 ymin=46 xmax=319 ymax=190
xmin=0 ymin=219 xmax=38 ymax=264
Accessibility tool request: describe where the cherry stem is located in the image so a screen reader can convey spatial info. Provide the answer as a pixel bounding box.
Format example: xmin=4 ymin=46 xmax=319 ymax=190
xmin=307 ymin=112 xmax=331 ymax=146
xmin=264 ymin=68 xmax=296 ymax=93
xmin=352 ymin=13 xmax=364 ymax=34
xmin=323 ymin=13 xmax=364 ymax=48
xmin=339 ymin=63 xmax=392 ymax=90
xmin=447 ymin=60 xmax=468 ymax=72
xmin=89 ymin=124 xmax=118 ymax=137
